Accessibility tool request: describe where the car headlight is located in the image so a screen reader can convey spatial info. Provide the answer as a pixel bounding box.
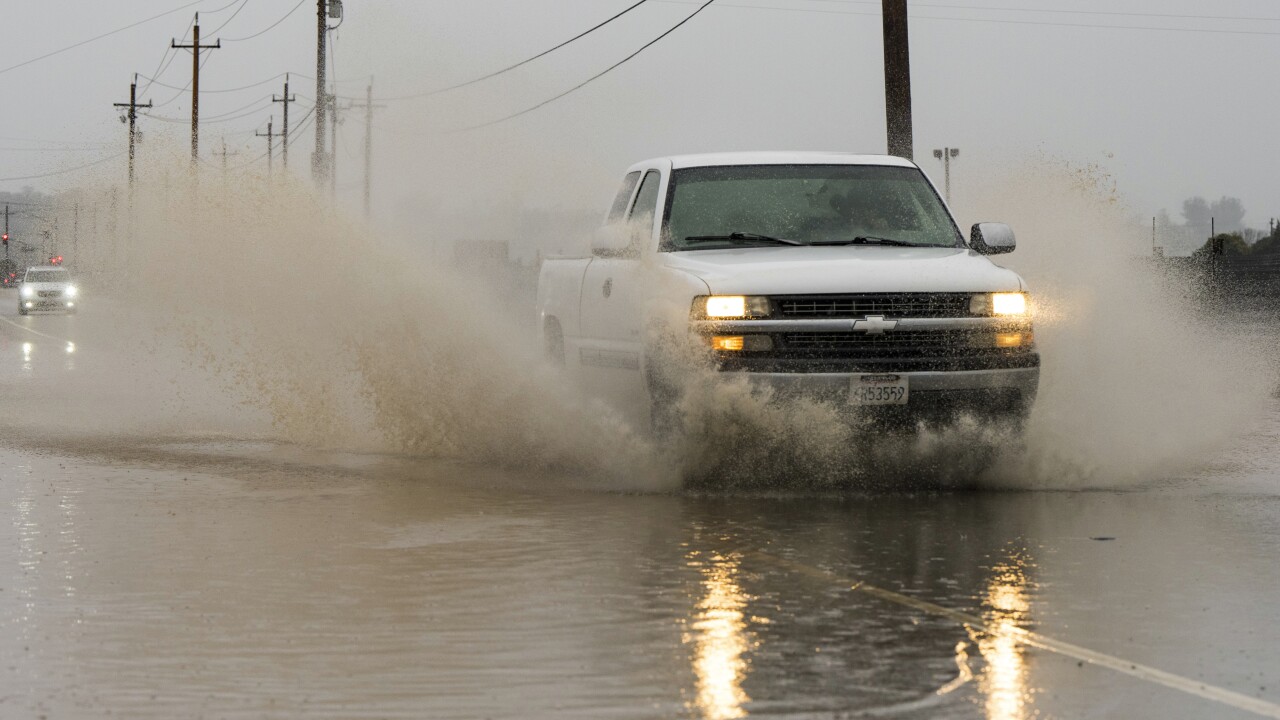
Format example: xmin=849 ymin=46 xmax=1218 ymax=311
xmin=65 ymin=286 xmax=78 ymax=298
xmin=695 ymin=295 xmax=771 ymax=319
xmin=20 ymin=286 xmax=34 ymax=298
xmin=970 ymin=292 xmax=1028 ymax=317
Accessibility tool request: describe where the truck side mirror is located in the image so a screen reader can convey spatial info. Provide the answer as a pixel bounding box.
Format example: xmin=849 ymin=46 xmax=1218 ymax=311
xmin=971 ymin=222 xmax=1016 ymax=254
xmin=591 ymin=225 xmax=633 ymax=256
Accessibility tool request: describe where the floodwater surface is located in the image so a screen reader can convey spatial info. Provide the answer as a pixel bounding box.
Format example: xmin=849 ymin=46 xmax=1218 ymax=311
xmin=1 ymin=291 xmax=1279 ymax=719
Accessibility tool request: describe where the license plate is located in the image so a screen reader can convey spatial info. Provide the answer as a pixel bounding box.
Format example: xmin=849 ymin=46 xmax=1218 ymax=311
xmin=850 ymin=374 xmax=909 ymax=406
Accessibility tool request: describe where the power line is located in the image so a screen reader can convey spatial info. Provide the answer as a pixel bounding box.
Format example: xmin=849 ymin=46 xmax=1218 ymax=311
xmin=907 ymin=11 xmax=1280 ymax=37
xmin=135 ymin=0 xmax=251 ymax=96
xmin=209 ymin=0 xmax=252 ymax=35
xmin=0 ymin=148 xmax=110 ymax=153
xmin=375 ymin=0 xmax=653 ymax=102
xmin=285 ymin=105 xmax=317 ymax=143
xmin=255 ymin=116 xmax=284 ymax=178
xmin=143 ymin=92 xmax=273 ymax=121
xmin=273 ymin=75 xmax=299 ymax=171
xmin=220 ymin=104 xmax=315 ymax=172
xmin=223 ymin=0 xmax=309 ymax=42
xmin=138 ymin=16 xmax=195 ymax=97
xmin=204 ymin=0 xmax=252 ymax=14
xmin=0 ymin=0 xmax=205 ymax=77
xmin=140 ymin=45 xmax=183 ymax=97
xmin=0 ymin=136 xmax=110 ymax=148
xmin=768 ymin=0 xmax=1280 ymax=24
xmin=143 ymin=99 xmax=273 ymax=125
xmin=0 ymin=152 xmax=126 ymax=183
xmin=657 ymin=0 xmax=1280 ymax=35
xmin=139 ymin=70 xmax=297 ymax=95
xmin=150 ymin=52 xmax=215 ymax=109
xmin=172 ymin=15 xmax=223 ymax=163
xmin=453 ymin=0 xmax=717 ymax=132
xmin=114 ymin=77 xmax=153 ymax=188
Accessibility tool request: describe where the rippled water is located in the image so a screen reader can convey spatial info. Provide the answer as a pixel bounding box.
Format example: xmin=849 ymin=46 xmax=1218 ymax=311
xmin=2 ymin=430 xmax=1279 ymax=718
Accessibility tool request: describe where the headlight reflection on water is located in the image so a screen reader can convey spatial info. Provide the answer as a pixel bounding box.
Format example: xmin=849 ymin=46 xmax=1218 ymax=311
xmin=686 ymin=551 xmax=754 ymax=720
xmin=971 ymin=552 xmax=1036 ymax=720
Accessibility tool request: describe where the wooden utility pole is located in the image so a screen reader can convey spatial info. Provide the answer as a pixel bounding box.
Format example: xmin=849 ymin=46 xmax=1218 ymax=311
xmin=172 ymin=13 xmax=222 ymax=164
xmin=350 ymin=77 xmax=386 ymax=218
xmin=882 ymin=0 xmax=913 ymax=160
xmin=273 ymin=74 xmax=298 ymax=171
xmin=256 ymin=117 xmax=285 ymax=179
xmin=113 ymin=75 xmax=153 ymax=189
xmin=330 ymin=88 xmax=340 ymax=199
xmin=313 ymin=0 xmax=328 ymax=184
xmin=213 ymin=137 xmax=239 ymax=175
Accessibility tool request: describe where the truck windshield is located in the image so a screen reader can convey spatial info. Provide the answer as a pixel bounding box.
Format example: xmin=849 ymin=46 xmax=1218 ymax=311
xmin=26 ymin=270 xmax=69 ymax=283
xmin=664 ymin=164 xmax=962 ymax=250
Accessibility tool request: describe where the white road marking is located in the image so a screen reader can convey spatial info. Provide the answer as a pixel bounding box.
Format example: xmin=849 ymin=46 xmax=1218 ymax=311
xmin=0 ymin=313 xmax=72 ymax=343
xmin=759 ymin=552 xmax=1280 ymax=719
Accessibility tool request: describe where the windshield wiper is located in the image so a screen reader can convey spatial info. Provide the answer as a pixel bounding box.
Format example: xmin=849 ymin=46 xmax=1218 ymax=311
xmin=684 ymin=231 xmax=804 ymax=246
xmin=852 ymin=235 xmax=928 ymax=246
xmin=808 ymin=235 xmax=927 ymax=247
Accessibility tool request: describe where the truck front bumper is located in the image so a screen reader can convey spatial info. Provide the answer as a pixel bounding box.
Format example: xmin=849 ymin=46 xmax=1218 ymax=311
xmin=691 ymin=316 xmax=1040 ymax=420
xmin=732 ymin=365 xmax=1039 ymax=421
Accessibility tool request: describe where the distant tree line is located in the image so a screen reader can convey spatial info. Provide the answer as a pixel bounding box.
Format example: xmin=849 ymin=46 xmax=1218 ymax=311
xmin=1157 ymin=195 xmax=1280 ymax=257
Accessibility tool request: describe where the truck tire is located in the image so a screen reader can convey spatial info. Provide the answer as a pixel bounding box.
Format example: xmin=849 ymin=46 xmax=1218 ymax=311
xmin=648 ymin=383 xmax=682 ymax=441
xmin=543 ymin=318 xmax=565 ymax=366
xmin=644 ymin=331 xmax=685 ymax=440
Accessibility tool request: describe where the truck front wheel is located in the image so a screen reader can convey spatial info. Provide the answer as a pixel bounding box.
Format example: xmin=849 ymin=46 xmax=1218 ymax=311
xmin=543 ymin=318 xmax=565 ymax=365
xmin=644 ymin=332 xmax=686 ymax=440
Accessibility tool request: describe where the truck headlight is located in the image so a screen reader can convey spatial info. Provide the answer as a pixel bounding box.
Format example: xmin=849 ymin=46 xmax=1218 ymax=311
xmin=20 ymin=286 xmax=34 ymax=298
xmin=970 ymin=292 xmax=1028 ymax=317
xmin=65 ymin=286 xmax=78 ymax=298
xmin=696 ymin=295 xmax=771 ymax=319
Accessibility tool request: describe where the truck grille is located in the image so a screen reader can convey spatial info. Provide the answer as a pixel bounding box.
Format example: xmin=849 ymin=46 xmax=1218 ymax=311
xmin=37 ymin=290 xmax=61 ymax=298
xmin=776 ymin=293 xmax=971 ymax=319
xmin=783 ymin=330 xmax=962 ymax=353
xmin=780 ymin=330 xmax=976 ymax=357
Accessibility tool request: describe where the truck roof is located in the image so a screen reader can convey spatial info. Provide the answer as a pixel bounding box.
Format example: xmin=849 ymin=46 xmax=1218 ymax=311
xmin=630 ymin=152 xmax=919 ymax=172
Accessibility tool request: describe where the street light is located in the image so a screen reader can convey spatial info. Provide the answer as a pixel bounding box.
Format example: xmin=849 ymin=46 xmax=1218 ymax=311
xmin=932 ymin=147 xmax=959 ymax=203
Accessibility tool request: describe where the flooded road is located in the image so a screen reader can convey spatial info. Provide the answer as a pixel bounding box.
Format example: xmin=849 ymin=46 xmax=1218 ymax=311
xmin=1 ymin=290 xmax=1280 ymax=719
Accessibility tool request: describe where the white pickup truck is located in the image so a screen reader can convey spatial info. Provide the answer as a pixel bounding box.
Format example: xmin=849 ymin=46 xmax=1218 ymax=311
xmin=537 ymin=152 xmax=1038 ymax=431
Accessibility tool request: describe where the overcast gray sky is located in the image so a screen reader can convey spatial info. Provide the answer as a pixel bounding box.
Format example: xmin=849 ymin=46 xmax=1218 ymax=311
xmin=2 ymin=0 xmax=1278 ymax=235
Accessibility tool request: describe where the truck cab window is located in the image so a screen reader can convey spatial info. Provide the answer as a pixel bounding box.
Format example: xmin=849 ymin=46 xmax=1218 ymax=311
xmin=628 ymin=170 xmax=662 ymax=229
xmin=607 ymin=172 xmax=642 ymax=223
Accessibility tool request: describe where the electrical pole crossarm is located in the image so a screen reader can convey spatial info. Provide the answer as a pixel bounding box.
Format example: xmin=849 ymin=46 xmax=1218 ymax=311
xmin=172 ymin=14 xmax=222 ymax=164
xmin=170 ymin=38 xmax=221 ymax=49
xmin=255 ymin=117 xmax=285 ymax=178
xmin=273 ymin=74 xmax=298 ymax=171
xmin=114 ymin=78 xmax=154 ymax=188
xmin=350 ymin=79 xmax=387 ymax=219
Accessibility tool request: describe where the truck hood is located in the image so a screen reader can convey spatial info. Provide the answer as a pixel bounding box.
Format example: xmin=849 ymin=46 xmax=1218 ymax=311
xmin=660 ymin=245 xmax=1025 ymax=295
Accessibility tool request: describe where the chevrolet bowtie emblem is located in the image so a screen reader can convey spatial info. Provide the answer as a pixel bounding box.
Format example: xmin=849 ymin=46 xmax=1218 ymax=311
xmin=853 ymin=315 xmax=897 ymax=334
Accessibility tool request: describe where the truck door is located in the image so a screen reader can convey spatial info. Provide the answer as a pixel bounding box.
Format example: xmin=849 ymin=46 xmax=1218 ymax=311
xmin=578 ymin=168 xmax=663 ymax=378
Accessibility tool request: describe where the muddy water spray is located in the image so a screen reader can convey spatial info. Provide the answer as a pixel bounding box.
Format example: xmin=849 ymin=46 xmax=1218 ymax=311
xmin=38 ymin=153 xmax=1274 ymax=491
xmin=967 ymin=161 xmax=1274 ymax=487
xmin=100 ymin=162 xmax=671 ymax=489
xmin=656 ymin=159 xmax=1275 ymax=488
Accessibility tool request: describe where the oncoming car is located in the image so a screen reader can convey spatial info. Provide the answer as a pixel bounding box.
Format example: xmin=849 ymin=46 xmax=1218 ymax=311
xmin=19 ymin=266 xmax=79 ymax=315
